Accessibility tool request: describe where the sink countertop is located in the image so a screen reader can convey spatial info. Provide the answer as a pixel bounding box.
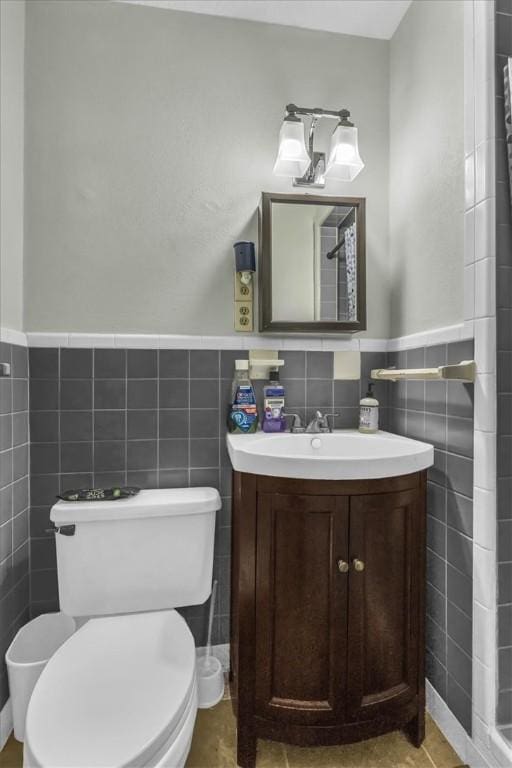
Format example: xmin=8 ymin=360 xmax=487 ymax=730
xmin=226 ymin=429 xmax=434 ymax=481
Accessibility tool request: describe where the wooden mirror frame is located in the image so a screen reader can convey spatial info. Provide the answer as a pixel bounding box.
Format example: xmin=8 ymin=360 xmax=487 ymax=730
xmin=259 ymin=192 xmax=366 ymax=334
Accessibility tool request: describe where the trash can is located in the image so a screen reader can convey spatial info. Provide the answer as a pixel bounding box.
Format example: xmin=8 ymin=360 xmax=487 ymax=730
xmin=5 ymin=612 xmax=76 ymax=741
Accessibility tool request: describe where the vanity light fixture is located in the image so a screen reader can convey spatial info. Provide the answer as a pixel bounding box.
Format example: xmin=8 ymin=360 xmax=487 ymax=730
xmin=273 ymin=104 xmax=364 ymax=188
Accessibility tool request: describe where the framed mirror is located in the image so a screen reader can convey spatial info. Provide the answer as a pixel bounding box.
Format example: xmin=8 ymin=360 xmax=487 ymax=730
xmin=259 ymin=193 xmax=366 ymax=333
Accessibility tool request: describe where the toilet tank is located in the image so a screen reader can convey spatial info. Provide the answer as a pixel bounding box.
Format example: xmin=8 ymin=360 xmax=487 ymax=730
xmin=50 ymin=488 xmax=220 ymax=617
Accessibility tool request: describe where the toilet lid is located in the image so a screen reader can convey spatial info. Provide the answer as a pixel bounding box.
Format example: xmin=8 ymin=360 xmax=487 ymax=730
xmin=25 ymin=610 xmax=196 ymax=768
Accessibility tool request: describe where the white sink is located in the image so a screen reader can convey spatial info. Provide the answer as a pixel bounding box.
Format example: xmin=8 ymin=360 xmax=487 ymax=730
xmin=226 ymin=429 xmax=434 ymax=480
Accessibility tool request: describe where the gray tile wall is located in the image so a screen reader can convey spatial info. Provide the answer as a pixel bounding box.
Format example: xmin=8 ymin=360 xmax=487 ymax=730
xmin=388 ymin=339 xmax=475 ymax=735
xmin=28 ymin=347 xmax=386 ymax=648
xmin=0 ymin=343 xmax=30 ymax=710
xmin=496 ymin=0 xmax=512 ymax=730
xmin=29 ymin=347 xmax=231 ymax=645
xmin=320 ymin=227 xmax=338 ymax=321
xmin=25 ymin=339 xmax=474 ymax=735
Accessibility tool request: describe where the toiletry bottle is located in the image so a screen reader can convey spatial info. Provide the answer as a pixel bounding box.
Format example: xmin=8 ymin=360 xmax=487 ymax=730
xmin=262 ymin=369 xmax=286 ymax=433
xmin=359 ymin=383 xmax=379 ymax=433
xmin=228 ymin=360 xmax=258 ymax=434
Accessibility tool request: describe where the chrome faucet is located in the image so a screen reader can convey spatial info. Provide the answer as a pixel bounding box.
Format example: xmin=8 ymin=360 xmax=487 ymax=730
xmin=284 ymin=412 xmax=305 ymax=433
xmin=305 ymin=410 xmax=338 ymax=433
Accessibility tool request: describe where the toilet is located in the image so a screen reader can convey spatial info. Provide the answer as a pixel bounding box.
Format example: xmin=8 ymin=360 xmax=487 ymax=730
xmin=23 ymin=487 xmax=221 ymax=768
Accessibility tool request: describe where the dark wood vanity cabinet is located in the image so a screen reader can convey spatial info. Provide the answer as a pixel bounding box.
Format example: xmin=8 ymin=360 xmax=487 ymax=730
xmin=230 ymin=471 xmax=427 ymax=768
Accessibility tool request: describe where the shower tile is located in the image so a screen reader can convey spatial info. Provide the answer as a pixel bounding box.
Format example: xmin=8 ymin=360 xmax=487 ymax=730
xmin=127 ymin=379 xmax=158 ymax=410
xmin=127 ymin=440 xmax=157 ymax=471
xmin=94 ymin=411 xmax=126 ymax=441
xmin=190 ymin=350 xmax=220 ymax=379
xmin=93 ymin=441 xmax=126 ymax=473
xmin=306 ymin=351 xmax=333 ymax=379
xmin=127 ymin=349 xmax=158 ymax=379
xmin=160 ymin=350 xmax=189 ymax=379
xmin=94 ymin=349 xmax=126 ymax=378
xmin=94 ymin=379 xmax=126 ymax=410
xmin=60 ymin=349 xmax=92 ymax=379
xmin=29 ymin=348 xmax=59 ymax=379
xmin=127 ymin=410 xmax=157 ymax=440
xmin=60 ymin=411 xmax=93 ymax=442
xmin=159 ymin=379 xmax=189 ymax=409
xmin=447 ymin=565 xmax=473 ymax=619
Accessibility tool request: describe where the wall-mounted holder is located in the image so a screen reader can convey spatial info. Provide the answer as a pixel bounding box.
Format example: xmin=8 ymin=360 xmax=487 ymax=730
xmin=248 ymin=349 xmax=284 ymax=380
xmin=234 ymin=241 xmax=256 ymax=332
xmin=371 ymin=360 xmax=476 ymax=383
xmin=0 ymin=362 xmax=11 ymax=377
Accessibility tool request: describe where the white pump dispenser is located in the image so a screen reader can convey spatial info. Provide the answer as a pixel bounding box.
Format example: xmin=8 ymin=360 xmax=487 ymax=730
xmin=359 ymin=383 xmax=379 ymax=433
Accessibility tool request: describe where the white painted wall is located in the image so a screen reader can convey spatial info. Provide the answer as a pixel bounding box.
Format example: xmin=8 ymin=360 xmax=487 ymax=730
xmin=388 ymin=0 xmax=464 ymax=338
xmin=0 ymin=0 xmax=25 ymax=333
xmin=23 ymin=0 xmax=390 ymax=337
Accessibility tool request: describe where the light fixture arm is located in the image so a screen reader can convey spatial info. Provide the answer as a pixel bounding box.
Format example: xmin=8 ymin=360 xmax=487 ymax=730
xmin=301 ymin=116 xmax=319 ymax=185
xmin=286 ymin=103 xmax=353 ymax=125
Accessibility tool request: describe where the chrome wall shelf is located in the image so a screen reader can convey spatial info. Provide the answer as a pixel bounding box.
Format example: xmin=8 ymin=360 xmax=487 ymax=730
xmin=371 ymin=360 xmax=476 ymax=383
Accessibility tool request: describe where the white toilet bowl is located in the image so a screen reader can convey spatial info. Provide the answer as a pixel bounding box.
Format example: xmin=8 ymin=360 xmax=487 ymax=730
xmin=24 ymin=610 xmax=198 ymax=768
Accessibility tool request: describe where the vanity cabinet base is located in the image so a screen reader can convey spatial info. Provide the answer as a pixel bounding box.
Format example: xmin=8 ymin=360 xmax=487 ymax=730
xmin=230 ymin=471 xmax=427 ymax=768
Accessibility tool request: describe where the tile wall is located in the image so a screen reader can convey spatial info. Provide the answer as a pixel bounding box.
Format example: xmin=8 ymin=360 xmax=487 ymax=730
xmin=495 ymin=0 xmax=512 ymax=732
xmin=27 ymin=347 xmax=388 ymax=646
xmin=388 ymin=339 xmax=475 ymax=735
xmin=19 ymin=338 xmax=474 ymax=737
xmin=0 ymin=343 xmax=30 ymax=711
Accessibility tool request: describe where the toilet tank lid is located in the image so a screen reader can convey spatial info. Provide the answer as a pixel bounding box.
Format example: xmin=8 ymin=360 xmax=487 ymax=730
xmin=50 ymin=487 xmax=221 ymax=525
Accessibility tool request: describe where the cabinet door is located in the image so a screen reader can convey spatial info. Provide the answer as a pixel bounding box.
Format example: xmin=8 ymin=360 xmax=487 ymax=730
xmin=347 ymin=489 xmax=424 ymax=721
xmin=255 ymin=493 xmax=349 ymax=725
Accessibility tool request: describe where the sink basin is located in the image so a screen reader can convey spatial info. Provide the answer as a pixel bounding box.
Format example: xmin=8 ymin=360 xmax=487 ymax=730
xmin=226 ymin=429 xmax=434 ymax=480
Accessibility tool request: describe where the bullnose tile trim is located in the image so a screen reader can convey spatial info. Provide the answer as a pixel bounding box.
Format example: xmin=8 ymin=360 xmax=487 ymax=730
xmin=24 ymin=322 xmax=473 ymax=353
xmin=0 ymin=327 xmax=27 ymax=347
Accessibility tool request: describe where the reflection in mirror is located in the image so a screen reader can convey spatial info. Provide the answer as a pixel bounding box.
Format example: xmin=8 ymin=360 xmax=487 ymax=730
xmin=318 ymin=206 xmax=357 ymax=322
xmin=271 ymin=204 xmax=358 ymax=323
xmin=261 ymin=194 xmax=365 ymax=333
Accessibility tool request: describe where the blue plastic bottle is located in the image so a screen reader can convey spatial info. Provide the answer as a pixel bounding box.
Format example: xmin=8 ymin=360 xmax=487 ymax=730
xmin=228 ymin=360 xmax=258 ymax=434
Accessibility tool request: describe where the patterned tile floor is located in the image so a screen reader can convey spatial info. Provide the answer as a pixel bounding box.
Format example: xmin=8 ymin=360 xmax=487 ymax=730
xmin=0 ymin=700 xmax=464 ymax=768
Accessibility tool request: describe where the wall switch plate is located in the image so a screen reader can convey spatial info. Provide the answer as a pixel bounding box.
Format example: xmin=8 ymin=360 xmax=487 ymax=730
xmin=235 ymin=301 xmax=253 ymax=332
xmin=333 ymin=351 xmax=361 ymax=380
xmin=234 ymin=273 xmax=253 ymax=302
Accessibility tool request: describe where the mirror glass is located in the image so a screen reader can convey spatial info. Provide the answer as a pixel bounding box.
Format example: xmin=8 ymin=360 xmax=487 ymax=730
xmin=261 ymin=195 xmax=365 ymax=333
xmin=271 ymin=202 xmax=358 ymax=323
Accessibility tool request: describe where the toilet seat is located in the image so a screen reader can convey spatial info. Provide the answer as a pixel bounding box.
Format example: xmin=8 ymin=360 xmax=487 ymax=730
xmin=24 ymin=610 xmax=197 ymax=768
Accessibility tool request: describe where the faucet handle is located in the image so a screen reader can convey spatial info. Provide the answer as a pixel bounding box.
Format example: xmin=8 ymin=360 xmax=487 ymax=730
xmin=284 ymin=412 xmax=305 ymax=433
xmin=322 ymin=412 xmax=339 ymax=432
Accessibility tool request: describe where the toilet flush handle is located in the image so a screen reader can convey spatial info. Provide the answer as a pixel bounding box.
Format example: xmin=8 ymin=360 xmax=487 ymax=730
xmin=45 ymin=524 xmax=76 ymax=536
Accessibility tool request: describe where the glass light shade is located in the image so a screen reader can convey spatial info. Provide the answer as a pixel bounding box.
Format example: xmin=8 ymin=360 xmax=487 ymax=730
xmin=325 ymin=124 xmax=364 ymax=181
xmin=273 ymin=119 xmax=310 ymax=178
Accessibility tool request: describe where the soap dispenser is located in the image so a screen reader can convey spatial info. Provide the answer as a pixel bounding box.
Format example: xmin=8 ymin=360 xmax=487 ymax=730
xmin=359 ymin=383 xmax=379 ymax=433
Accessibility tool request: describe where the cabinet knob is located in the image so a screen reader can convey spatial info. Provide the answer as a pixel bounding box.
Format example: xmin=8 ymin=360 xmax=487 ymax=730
xmin=337 ymin=559 xmax=349 ymax=573
xmin=352 ymin=558 xmax=365 ymax=572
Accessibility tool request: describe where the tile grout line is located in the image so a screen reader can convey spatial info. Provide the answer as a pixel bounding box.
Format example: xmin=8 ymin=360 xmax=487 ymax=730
xmin=421 ymin=742 xmax=438 ymax=768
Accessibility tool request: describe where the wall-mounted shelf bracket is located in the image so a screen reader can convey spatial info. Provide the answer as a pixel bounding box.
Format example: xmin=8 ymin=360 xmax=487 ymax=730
xmin=249 ymin=349 xmax=285 ymax=380
xmin=0 ymin=362 xmax=11 ymax=377
xmin=371 ymin=360 xmax=476 ymax=383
